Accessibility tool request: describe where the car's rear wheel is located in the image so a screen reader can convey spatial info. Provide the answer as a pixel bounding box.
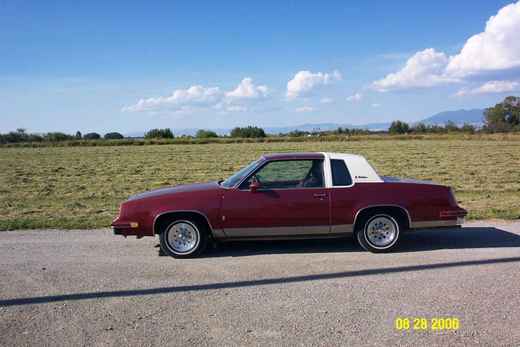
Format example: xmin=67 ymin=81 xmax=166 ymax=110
xmin=159 ymin=219 xmax=208 ymax=258
xmin=356 ymin=214 xmax=400 ymax=253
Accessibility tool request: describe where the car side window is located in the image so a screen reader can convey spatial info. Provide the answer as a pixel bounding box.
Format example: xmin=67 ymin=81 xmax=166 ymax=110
xmin=241 ymin=159 xmax=324 ymax=189
xmin=331 ymin=159 xmax=353 ymax=186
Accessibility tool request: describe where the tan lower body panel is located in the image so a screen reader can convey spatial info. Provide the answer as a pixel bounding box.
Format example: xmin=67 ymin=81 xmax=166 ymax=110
xmin=217 ymin=224 xmax=353 ymax=238
xmin=410 ymin=219 xmax=463 ymax=229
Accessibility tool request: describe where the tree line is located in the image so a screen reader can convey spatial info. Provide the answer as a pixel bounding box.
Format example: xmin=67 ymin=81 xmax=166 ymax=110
xmin=0 ymin=126 xmax=267 ymax=144
xmin=387 ymin=96 xmax=520 ymax=134
xmin=0 ymin=129 xmax=126 ymax=144
xmin=387 ymin=120 xmax=477 ymax=134
xmin=1 ymin=96 xmax=519 ymax=144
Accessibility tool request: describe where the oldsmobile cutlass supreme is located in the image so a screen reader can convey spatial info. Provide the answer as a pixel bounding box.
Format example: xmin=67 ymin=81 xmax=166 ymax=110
xmin=112 ymin=152 xmax=467 ymax=257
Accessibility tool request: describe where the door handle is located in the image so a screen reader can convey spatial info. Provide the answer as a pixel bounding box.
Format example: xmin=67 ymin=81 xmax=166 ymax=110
xmin=313 ymin=193 xmax=327 ymax=199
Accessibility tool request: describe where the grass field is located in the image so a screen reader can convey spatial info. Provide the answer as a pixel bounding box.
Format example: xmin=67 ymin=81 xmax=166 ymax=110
xmin=1 ymin=138 xmax=520 ymax=230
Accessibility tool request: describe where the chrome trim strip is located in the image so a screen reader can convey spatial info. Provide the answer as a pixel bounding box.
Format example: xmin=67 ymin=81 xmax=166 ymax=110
xmin=212 ymin=228 xmax=226 ymax=239
xmin=353 ymin=204 xmax=412 ymax=229
xmin=221 ymin=233 xmax=350 ymax=241
xmin=410 ymin=219 xmax=461 ymax=229
xmin=238 ymin=186 xmax=327 ymax=192
xmin=224 ymin=225 xmax=331 ymax=237
xmin=330 ymin=224 xmax=354 ymax=234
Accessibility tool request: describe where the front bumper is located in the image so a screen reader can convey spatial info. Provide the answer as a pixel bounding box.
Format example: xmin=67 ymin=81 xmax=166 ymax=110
xmin=111 ymin=218 xmax=143 ymax=238
xmin=113 ymin=227 xmax=125 ymax=236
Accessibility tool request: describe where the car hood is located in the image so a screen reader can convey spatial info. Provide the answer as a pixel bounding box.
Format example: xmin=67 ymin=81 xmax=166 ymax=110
xmin=127 ymin=181 xmax=221 ymax=201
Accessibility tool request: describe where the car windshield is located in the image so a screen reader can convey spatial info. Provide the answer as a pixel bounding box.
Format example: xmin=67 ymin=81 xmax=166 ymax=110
xmin=220 ymin=159 xmax=262 ymax=188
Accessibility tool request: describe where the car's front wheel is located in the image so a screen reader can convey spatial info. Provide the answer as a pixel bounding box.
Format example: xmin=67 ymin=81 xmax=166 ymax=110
xmin=159 ymin=219 xmax=208 ymax=258
xmin=356 ymin=214 xmax=400 ymax=253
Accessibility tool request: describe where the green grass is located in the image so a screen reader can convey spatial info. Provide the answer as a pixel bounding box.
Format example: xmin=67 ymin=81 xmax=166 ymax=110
xmin=1 ymin=138 xmax=519 ymax=230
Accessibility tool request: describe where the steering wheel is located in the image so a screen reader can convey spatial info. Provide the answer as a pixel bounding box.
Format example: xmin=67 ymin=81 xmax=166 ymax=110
xmin=252 ymin=174 xmax=262 ymax=184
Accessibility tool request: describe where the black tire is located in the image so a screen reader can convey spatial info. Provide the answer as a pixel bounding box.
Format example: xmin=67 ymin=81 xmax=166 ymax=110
xmin=159 ymin=219 xmax=208 ymax=258
xmin=356 ymin=214 xmax=400 ymax=253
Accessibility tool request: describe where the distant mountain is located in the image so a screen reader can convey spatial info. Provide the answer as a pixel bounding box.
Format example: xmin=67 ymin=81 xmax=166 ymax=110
xmin=264 ymin=122 xmax=391 ymax=134
xmin=420 ymin=109 xmax=485 ymax=126
xmin=124 ymin=108 xmax=486 ymax=137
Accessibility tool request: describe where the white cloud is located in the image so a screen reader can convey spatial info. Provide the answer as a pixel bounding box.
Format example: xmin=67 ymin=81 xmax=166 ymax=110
xmin=286 ymin=70 xmax=342 ymax=99
xmin=295 ymin=106 xmax=314 ymax=113
xmin=122 ymin=85 xmax=222 ymax=112
xmin=372 ymin=48 xmax=456 ymax=91
xmin=446 ymin=1 xmax=520 ymax=77
xmin=320 ymin=97 xmax=333 ymax=104
xmin=225 ymin=77 xmax=269 ymax=100
xmin=346 ymin=92 xmax=363 ymax=102
xmin=223 ymin=105 xmax=248 ymax=112
xmin=455 ymin=80 xmax=520 ymax=96
xmin=371 ymin=103 xmax=381 ymax=108
xmin=372 ymin=2 xmax=520 ymax=92
xmin=123 ymin=78 xmax=269 ymax=113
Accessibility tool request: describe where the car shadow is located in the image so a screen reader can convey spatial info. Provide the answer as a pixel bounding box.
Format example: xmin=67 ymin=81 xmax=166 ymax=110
xmin=3 ymin=255 xmax=520 ymax=307
xmin=162 ymin=226 xmax=520 ymax=258
xmin=397 ymin=226 xmax=520 ymax=252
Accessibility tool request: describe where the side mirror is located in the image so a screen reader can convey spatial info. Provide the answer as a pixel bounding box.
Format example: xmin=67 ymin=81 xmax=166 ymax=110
xmin=249 ymin=180 xmax=260 ymax=193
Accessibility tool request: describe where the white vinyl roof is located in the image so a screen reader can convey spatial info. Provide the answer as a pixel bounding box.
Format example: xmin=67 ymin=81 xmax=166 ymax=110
xmin=322 ymin=152 xmax=383 ymax=184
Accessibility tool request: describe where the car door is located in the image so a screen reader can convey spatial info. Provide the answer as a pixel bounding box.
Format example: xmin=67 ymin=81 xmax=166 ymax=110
xmin=221 ymin=159 xmax=330 ymax=237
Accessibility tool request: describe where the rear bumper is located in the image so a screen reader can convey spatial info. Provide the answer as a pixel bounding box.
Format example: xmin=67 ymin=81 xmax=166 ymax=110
xmin=411 ymin=207 xmax=467 ymax=229
xmin=410 ymin=218 xmax=464 ymax=229
xmin=440 ymin=208 xmax=468 ymax=219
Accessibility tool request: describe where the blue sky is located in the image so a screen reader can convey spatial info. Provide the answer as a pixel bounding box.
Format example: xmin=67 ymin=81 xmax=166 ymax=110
xmin=1 ymin=0 xmax=520 ymax=134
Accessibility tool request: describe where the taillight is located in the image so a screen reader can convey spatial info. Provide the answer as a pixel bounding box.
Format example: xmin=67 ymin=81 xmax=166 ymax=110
xmin=448 ymin=188 xmax=457 ymax=206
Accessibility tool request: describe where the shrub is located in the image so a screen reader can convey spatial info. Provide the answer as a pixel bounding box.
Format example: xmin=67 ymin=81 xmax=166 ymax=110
xmin=104 ymin=132 xmax=124 ymax=140
xmin=461 ymin=123 xmax=475 ymax=134
xmin=230 ymin=126 xmax=266 ymax=138
xmin=196 ymin=129 xmax=218 ymax=138
xmin=44 ymin=132 xmax=75 ymax=142
xmin=445 ymin=121 xmax=459 ymax=132
xmin=144 ymin=128 xmax=174 ymax=139
xmin=287 ymin=130 xmax=308 ymax=137
xmin=389 ymin=120 xmax=410 ymax=134
xmin=411 ymin=122 xmax=427 ymax=133
xmin=0 ymin=129 xmax=28 ymax=143
xmin=83 ymin=132 xmax=101 ymax=140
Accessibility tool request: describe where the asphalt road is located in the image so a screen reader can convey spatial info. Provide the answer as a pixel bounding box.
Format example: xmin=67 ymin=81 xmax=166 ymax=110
xmin=1 ymin=221 xmax=520 ymax=346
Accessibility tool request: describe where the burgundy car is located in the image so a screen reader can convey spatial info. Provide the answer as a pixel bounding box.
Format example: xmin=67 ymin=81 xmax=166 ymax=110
xmin=112 ymin=152 xmax=467 ymax=257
